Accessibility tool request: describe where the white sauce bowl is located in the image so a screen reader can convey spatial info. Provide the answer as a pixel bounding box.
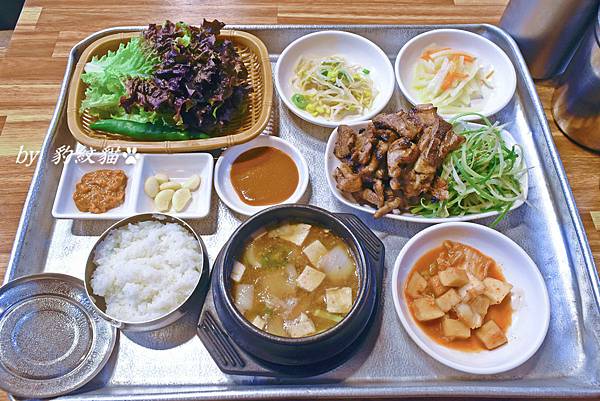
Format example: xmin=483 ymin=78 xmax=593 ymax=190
xmin=214 ymin=135 xmax=309 ymax=216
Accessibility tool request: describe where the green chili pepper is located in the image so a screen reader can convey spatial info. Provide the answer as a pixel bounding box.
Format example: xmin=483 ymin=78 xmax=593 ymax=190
xmin=90 ymin=119 xmax=210 ymax=141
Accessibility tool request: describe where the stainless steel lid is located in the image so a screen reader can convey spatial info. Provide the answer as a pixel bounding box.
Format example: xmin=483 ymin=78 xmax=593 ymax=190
xmin=0 ymin=273 xmax=117 ymax=398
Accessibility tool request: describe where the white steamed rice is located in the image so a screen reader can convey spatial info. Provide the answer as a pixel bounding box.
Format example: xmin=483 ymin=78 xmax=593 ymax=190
xmin=91 ymin=220 xmax=202 ymax=322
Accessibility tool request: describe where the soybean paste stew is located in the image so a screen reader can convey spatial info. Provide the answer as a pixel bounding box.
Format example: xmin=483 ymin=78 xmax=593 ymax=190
xmin=230 ymin=222 xmax=359 ymax=338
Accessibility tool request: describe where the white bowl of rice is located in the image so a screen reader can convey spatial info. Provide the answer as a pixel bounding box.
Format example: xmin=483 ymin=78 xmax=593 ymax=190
xmin=85 ymin=213 xmax=206 ymax=331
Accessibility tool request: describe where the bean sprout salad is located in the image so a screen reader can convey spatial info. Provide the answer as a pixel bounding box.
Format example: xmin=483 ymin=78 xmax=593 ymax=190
xmin=290 ymin=56 xmax=377 ymax=121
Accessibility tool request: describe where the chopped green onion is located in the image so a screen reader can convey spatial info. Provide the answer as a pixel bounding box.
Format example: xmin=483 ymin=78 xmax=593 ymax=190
xmin=411 ymin=112 xmax=526 ymax=224
xmin=290 ymin=56 xmax=376 ymax=120
xmin=291 ymin=93 xmax=309 ymax=110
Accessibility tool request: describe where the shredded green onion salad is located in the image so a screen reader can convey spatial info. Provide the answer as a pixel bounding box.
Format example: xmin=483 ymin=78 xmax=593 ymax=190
xmin=290 ymin=56 xmax=376 ymax=120
xmin=411 ymin=113 xmax=526 ymax=225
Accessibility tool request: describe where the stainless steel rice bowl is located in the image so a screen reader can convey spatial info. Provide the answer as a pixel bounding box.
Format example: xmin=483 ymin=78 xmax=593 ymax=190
xmin=84 ymin=213 xmax=208 ymax=332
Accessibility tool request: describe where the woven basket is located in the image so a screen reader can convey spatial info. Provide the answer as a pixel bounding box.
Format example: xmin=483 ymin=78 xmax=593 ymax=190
xmin=67 ymin=30 xmax=273 ymax=153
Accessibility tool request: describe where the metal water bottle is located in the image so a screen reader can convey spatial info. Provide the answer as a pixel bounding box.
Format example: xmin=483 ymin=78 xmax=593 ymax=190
xmin=551 ymin=6 xmax=600 ymax=151
xmin=500 ymin=0 xmax=599 ymax=80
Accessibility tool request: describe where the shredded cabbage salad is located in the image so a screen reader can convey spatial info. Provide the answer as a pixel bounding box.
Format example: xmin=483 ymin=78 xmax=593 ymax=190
xmin=412 ymin=45 xmax=494 ymax=115
xmin=411 ymin=113 xmax=526 ymax=226
xmin=290 ymin=56 xmax=377 ymax=120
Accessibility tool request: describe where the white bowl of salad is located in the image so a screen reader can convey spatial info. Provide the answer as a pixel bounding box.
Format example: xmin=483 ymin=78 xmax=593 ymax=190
xmin=395 ymin=29 xmax=516 ymax=121
xmin=275 ymin=30 xmax=395 ymax=128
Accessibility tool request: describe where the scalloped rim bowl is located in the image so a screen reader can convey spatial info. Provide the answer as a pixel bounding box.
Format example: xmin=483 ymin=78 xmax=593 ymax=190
xmin=275 ymin=30 xmax=395 ymax=128
xmin=395 ymin=28 xmax=517 ymax=121
xmin=391 ymin=222 xmax=550 ymax=374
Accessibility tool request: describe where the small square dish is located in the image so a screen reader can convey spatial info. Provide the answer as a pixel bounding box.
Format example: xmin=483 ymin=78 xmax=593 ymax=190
xmin=135 ymin=154 xmax=214 ymax=219
xmin=52 ymin=153 xmax=139 ymax=220
xmin=52 ymin=153 xmax=214 ymax=220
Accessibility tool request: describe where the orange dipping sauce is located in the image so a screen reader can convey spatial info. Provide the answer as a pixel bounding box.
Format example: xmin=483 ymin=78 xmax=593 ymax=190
xmin=230 ymin=146 xmax=299 ymax=206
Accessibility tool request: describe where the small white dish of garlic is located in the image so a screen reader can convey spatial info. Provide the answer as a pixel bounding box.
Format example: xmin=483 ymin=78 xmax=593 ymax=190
xmin=137 ymin=153 xmax=214 ymax=219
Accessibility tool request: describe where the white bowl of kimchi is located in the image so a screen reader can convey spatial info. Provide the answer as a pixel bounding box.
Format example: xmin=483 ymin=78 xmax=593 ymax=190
xmin=392 ymin=222 xmax=550 ymax=374
xmin=395 ymin=29 xmax=516 ymax=121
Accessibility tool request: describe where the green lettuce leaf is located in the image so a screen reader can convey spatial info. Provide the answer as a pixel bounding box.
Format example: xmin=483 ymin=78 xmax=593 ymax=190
xmin=80 ymin=37 xmax=159 ymax=118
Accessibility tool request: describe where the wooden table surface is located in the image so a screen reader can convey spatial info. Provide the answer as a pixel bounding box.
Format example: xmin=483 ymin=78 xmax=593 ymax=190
xmin=0 ymin=0 xmax=598 ymax=400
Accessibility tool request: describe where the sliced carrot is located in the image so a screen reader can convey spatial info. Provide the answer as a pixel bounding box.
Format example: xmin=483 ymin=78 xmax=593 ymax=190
xmin=441 ymin=71 xmax=468 ymax=91
xmin=420 ymin=47 xmax=451 ymax=61
xmin=450 ymin=53 xmax=475 ymax=63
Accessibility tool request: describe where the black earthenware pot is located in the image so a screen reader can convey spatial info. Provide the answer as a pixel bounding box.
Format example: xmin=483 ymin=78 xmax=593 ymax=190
xmin=206 ymin=204 xmax=383 ymax=369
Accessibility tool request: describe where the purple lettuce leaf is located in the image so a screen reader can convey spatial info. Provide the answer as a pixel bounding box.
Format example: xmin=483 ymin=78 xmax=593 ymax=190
xmin=120 ymin=20 xmax=250 ymax=133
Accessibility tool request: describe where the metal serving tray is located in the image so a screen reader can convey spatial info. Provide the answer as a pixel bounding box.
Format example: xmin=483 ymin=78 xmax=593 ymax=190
xmin=5 ymin=24 xmax=600 ymax=399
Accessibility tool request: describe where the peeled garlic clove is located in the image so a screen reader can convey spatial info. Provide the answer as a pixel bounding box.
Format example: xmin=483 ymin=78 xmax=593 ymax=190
xmin=159 ymin=181 xmax=181 ymax=191
xmin=172 ymin=188 xmax=192 ymax=212
xmin=144 ymin=176 xmax=160 ymax=198
xmin=155 ymin=173 xmax=169 ymax=184
xmin=154 ymin=189 xmax=174 ymax=212
xmin=182 ymin=174 xmax=201 ymax=191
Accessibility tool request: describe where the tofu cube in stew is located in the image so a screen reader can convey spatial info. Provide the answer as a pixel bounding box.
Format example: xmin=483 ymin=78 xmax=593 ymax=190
xmin=325 ymin=287 xmax=353 ymax=314
xmin=442 ymin=318 xmax=471 ymax=340
xmin=429 ymin=274 xmax=448 ymax=297
xmin=412 ymin=297 xmax=445 ymax=321
xmin=469 ymin=294 xmax=491 ymax=316
xmin=252 ymin=315 xmax=266 ymax=330
xmin=406 ymin=272 xmax=428 ymax=298
xmin=268 ymin=223 xmax=312 ymax=246
xmin=230 ymin=261 xmax=246 ymax=283
xmin=454 ymin=302 xmax=483 ymax=329
xmin=483 ymin=277 xmax=513 ymax=304
xmin=284 ymin=312 xmax=316 ymax=338
xmin=438 ymin=268 xmax=469 ymax=287
xmin=458 ymin=276 xmax=486 ymax=302
xmin=435 ymin=288 xmax=461 ymax=313
xmin=475 ymin=320 xmax=508 ymax=349
xmin=296 ymin=266 xmax=326 ymax=292
xmin=234 ymin=284 xmax=254 ymax=313
xmin=303 ymin=240 xmax=328 ymax=266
